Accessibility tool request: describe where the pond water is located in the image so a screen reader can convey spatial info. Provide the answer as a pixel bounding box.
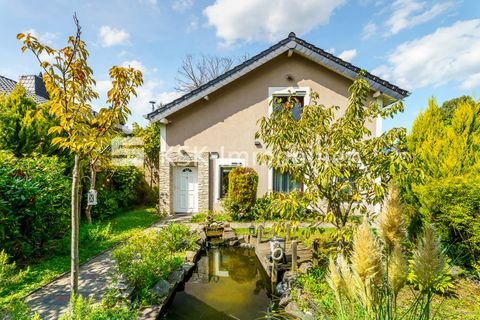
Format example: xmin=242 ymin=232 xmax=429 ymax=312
xmin=162 ymin=246 xmax=271 ymax=320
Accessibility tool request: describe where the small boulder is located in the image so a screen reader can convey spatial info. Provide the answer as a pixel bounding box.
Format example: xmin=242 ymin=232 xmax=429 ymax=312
xmin=152 ymin=280 xmax=170 ymax=298
xmin=285 ymin=302 xmax=314 ymax=320
xmin=182 ymin=262 xmax=195 ymax=274
xmin=168 ymin=269 xmax=185 ymax=285
xmin=279 ymin=294 xmax=291 ymax=307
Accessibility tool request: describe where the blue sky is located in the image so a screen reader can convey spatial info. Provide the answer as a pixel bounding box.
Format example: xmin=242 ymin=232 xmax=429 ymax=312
xmin=0 ymin=0 xmax=479 ymax=131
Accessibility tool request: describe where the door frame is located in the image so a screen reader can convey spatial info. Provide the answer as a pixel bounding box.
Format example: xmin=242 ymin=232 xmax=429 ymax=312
xmin=173 ymin=166 xmax=198 ymax=213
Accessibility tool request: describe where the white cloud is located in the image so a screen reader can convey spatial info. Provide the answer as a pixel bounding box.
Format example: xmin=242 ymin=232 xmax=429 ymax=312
xmin=23 ymin=29 xmax=58 ymax=64
xmin=24 ymin=29 xmax=58 ymax=45
xmin=172 ymin=0 xmax=194 ymax=11
xmin=362 ymin=22 xmax=377 ymax=40
xmin=94 ymin=77 xmax=181 ymax=124
xmin=98 ymin=26 xmax=130 ymax=47
xmin=385 ymin=0 xmax=455 ymax=36
xmin=374 ymin=19 xmax=480 ymax=90
xmin=203 ymin=0 xmax=345 ymax=46
xmin=121 ymin=60 xmax=146 ymax=73
xmin=338 ymin=49 xmax=357 ymax=62
xmin=461 ymin=73 xmax=480 ymax=90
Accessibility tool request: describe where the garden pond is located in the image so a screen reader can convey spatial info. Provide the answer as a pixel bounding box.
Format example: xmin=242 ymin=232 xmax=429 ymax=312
xmin=162 ymin=246 xmax=272 ymax=319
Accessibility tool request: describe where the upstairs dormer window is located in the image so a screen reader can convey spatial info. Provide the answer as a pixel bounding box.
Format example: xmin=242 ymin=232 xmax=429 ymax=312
xmin=272 ymin=95 xmax=304 ymax=120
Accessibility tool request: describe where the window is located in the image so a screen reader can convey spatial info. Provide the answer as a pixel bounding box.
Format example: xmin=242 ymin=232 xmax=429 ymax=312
xmin=219 ymin=166 xmax=235 ymax=198
xmin=272 ymin=95 xmax=304 ymax=120
xmin=273 ymin=169 xmax=301 ymax=193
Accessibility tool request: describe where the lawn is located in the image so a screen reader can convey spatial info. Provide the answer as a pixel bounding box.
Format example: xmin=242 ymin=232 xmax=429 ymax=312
xmin=0 ymin=207 xmax=161 ymax=307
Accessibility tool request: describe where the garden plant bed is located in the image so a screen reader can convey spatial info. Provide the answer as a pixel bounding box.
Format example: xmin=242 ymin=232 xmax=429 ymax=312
xmin=2 ymin=207 xmax=161 ymax=311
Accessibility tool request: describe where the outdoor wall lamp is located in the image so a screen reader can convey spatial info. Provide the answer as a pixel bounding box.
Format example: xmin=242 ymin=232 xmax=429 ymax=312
xmin=254 ymin=140 xmax=262 ymax=148
xmin=285 ymin=73 xmax=294 ymax=81
xmin=210 ymin=152 xmax=219 ymax=160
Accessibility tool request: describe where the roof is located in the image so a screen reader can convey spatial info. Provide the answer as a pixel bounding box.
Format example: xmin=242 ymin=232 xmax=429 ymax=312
xmin=0 ymin=74 xmax=49 ymax=104
xmin=146 ymin=32 xmax=409 ymax=122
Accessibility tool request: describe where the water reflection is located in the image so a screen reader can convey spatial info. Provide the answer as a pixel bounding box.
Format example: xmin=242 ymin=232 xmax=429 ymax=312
xmin=163 ymin=247 xmax=270 ymax=320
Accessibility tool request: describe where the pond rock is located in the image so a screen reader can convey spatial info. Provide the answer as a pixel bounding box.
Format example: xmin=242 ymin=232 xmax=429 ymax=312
xmin=185 ymin=250 xmax=197 ymax=262
xmin=168 ymin=269 xmax=185 ymax=285
xmin=182 ymin=262 xmax=195 ymax=274
xmin=298 ymin=261 xmax=313 ymax=274
xmin=152 ymin=279 xmax=170 ymax=297
xmin=279 ymin=294 xmax=291 ymax=307
xmin=285 ymin=302 xmax=314 ymax=320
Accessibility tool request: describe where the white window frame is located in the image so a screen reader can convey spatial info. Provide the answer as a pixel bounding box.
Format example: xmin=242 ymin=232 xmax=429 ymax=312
xmin=213 ymin=158 xmax=245 ymax=202
xmin=267 ymin=87 xmax=310 ymax=192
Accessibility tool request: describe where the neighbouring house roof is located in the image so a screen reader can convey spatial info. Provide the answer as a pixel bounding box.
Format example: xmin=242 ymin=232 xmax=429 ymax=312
xmin=0 ymin=74 xmax=49 ymax=104
xmin=146 ymin=32 xmax=409 ymax=122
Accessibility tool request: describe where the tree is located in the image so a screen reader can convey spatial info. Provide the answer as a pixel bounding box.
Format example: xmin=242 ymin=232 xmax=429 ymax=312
xmin=175 ymin=54 xmax=248 ymax=93
xmin=408 ymin=97 xmax=480 ymax=178
xmin=18 ymin=14 xmax=143 ymax=293
xmin=132 ymin=122 xmax=160 ymax=187
xmin=0 ymin=84 xmax=57 ymax=157
xmin=440 ymin=95 xmax=475 ymax=125
xmin=256 ymin=75 xmax=418 ymax=251
xmin=407 ymin=96 xmax=480 ymax=267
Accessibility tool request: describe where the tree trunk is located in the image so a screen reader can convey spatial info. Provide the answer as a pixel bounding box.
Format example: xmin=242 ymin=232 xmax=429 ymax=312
xmin=71 ymin=154 xmax=80 ymax=294
xmin=85 ymin=161 xmax=96 ymax=224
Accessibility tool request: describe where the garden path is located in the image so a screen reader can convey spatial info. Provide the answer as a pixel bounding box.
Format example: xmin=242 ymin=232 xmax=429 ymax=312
xmin=25 ymin=214 xmax=193 ymax=319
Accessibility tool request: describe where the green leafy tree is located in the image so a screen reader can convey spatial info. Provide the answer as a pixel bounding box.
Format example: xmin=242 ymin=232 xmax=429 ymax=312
xmin=0 ymin=84 xmax=57 ymax=156
xmin=256 ymin=75 xmax=418 ymax=251
xmin=440 ymin=95 xmax=475 ymax=125
xmin=132 ymin=122 xmax=161 ymax=187
xmin=18 ymin=14 xmax=143 ymax=293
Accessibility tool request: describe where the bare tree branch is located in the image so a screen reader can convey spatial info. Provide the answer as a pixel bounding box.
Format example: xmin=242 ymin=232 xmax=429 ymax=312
xmin=174 ymin=53 xmax=249 ymax=93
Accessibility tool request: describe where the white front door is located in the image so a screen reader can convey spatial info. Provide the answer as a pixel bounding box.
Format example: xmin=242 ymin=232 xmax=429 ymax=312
xmin=174 ymin=167 xmax=198 ymax=213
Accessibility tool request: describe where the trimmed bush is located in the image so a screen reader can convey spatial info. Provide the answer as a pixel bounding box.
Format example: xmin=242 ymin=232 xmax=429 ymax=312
xmin=223 ymin=167 xmax=258 ymax=220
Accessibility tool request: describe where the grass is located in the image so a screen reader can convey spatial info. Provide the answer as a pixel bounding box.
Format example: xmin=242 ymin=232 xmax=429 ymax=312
xmin=234 ymin=226 xmax=336 ymax=246
xmin=190 ymin=212 xmax=233 ymax=223
xmin=397 ymin=277 xmax=480 ymax=319
xmin=0 ymin=207 xmax=161 ymax=308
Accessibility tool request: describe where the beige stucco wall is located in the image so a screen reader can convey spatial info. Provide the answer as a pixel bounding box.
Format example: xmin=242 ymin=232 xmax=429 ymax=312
xmin=163 ymin=53 xmax=379 ymax=211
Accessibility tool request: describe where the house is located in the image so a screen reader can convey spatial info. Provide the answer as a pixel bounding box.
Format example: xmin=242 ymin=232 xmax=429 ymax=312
xmin=0 ymin=73 xmax=49 ymax=103
xmin=145 ymin=32 xmax=409 ymax=215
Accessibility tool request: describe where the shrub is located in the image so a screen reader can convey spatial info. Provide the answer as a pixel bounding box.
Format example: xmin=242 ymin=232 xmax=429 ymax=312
xmin=113 ymin=230 xmax=183 ymax=295
xmin=0 ymin=299 xmax=40 ymax=320
xmin=90 ymin=166 xmax=156 ymax=220
xmin=162 ymin=223 xmax=199 ymax=252
xmin=112 ymin=224 xmax=197 ymax=301
xmin=223 ymin=167 xmax=258 ymax=220
xmin=0 ymin=250 xmax=28 ymax=296
xmin=60 ymin=294 xmax=136 ymax=320
xmin=86 ymin=223 xmax=113 ymax=242
xmin=414 ymin=175 xmax=480 ymax=268
xmin=190 ymin=213 xmax=207 ymax=223
xmin=250 ymin=194 xmax=275 ymax=220
xmin=0 ymin=151 xmax=70 ymax=259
